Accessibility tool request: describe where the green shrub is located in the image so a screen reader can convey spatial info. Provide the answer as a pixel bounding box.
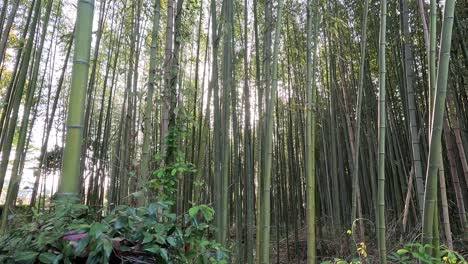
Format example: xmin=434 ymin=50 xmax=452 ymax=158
xmin=0 ymin=199 xmax=228 ymax=264
xmin=388 ymin=243 xmax=467 ymax=264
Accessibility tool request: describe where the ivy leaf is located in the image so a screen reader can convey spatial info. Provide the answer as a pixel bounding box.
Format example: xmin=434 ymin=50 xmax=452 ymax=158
xmin=155 ymin=234 xmax=166 ymax=245
xmin=188 ymin=207 xmax=199 ymax=218
xmin=90 ymin=223 xmax=106 ymax=239
xmin=38 ymin=252 xmax=59 ymax=264
xmin=200 ymin=240 xmax=210 ymax=248
xmin=114 ymin=216 xmax=128 ymax=230
xmin=397 ymin=248 xmax=409 ymax=255
xmin=159 ymin=248 xmax=169 ymax=261
xmin=143 ymin=233 xmax=153 ymax=244
xmin=167 ymin=236 xmax=177 ymax=247
xmin=102 ymin=239 xmax=113 ymax=258
xmin=199 ymin=205 xmax=214 ymax=221
xmin=143 ymin=245 xmax=160 ymax=254
xmin=13 ymin=251 xmax=38 ymax=263
xmin=155 ymin=170 xmax=165 ymax=178
xmin=148 ymin=203 xmax=158 ymax=215
xmin=75 ymin=235 xmax=90 ymax=255
xmin=164 ymin=212 xmax=177 ymax=221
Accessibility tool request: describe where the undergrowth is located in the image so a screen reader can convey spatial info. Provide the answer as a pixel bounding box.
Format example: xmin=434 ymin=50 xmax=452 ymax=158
xmin=0 ymin=198 xmax=228 ymax=264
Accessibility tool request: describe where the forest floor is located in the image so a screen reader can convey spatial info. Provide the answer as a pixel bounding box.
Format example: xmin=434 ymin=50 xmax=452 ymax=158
xmin=268 ymin=219 xmax=468 ymax=263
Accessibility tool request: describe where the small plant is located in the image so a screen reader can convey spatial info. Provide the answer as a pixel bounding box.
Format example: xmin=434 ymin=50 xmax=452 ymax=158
xmin=388 ymin=243 xmax=467 ymax=264
xmin=347 ymin=221 xmax=370 ymax=263
xmin=319 ymin=228 xmax=368 ymax=264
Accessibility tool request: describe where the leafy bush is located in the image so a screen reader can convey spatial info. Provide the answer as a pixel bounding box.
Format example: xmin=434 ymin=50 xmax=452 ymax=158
xmin=150 ymin=155 xmax=196 ymax=201
xmin=388 ymin=243 xmax=467 ymax=264
xmin=0 ymin=199 xmax=228 ymax=264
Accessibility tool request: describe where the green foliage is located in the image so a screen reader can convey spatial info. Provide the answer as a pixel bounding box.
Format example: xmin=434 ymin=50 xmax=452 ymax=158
xmin=0 ymin=198 xmax=107 ymax=264
xmin=151 ymin=122 xmax=196 ymax=201
xmin=0 ymin=199 xmax=228 ymax=263
xmin=388 ymin=243 xmax=467 ymax=264
xmin=150 ymin=151 xmax=196 ymax=201
xmin=320 ymin=231 xmax=466 ymax=264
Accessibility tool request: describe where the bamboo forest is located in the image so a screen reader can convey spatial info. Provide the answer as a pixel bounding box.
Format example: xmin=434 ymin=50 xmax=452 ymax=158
xmin=0 ymin=0 xmax=467 ymax=262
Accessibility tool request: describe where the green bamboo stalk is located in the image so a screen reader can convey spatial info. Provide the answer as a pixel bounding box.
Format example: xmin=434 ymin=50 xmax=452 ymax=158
xmin=140 ymin=0 xmax=161 ymax=206
xmin=160 ymin=0 xmax=174 ymax=161
xmin=194 ymin=27 xmax=211 ymax=205
xmin=186 ymin=0 xmax=204 ymax=211
xmin=242 ymin=0 xmax=254 ymax=261
xmin=164 ymin=0 xmax=184 ymax=167
xmin=107 ymin=23 xmax=124 ymax=207
xmin=443 ymin=116 xmax=468 ymax=239
xmin=82 ymin=0 xmax=108 ymax=205
xmin=351 ymin=0 xmax=369 ymax=223
xmin=258 ymin=0 xmax=272 ymax=255
xmin=118 ymin=0 xmax=137 ymax=204
xmin=429 ymin=0 xmax=436 ymax=118
xmin=438 ymin=153 xmax=453 ymax=249
xmin=211 ymin=0 xmax=221 ymax=242
xmin=254 ymin=5 xmax=263 ymax=263
xmin=88 ymin=5 xmax=118 ymax=209
xmin=219 ymin=0 xmax=232 ymax=245
xmin=401 ymin=0 xmax=425 ymax=216
xmin=260 ymin=0 xmax=283 ymax=263
xmin=306 ymin=0 xmax=318 ymax=262
xmin=328 ymin=47 xmax=341 ymax=228
xmin=57 ymin=0 xmax=95 ymax=197
xmin=422 ymin=0 xmax=456 ymax=253
xmin=427 ymin=0 xmax=438 ymax=251
xmin=377 ymin=0 xmax=387 ymax=261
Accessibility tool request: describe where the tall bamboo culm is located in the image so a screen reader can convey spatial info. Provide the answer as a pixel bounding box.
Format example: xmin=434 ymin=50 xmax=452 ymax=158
xmin=377 ymin=0 xmax=387 ymax=262
xmin=57 ymin=0 xmax=95 ymax=197
xmin=260 ymin=0 xmax=284 ymax=263
xmin=422 ymin=0 xmax=457 ymax=255
xmin=306 ymin=0 xmax=318 ymax=261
